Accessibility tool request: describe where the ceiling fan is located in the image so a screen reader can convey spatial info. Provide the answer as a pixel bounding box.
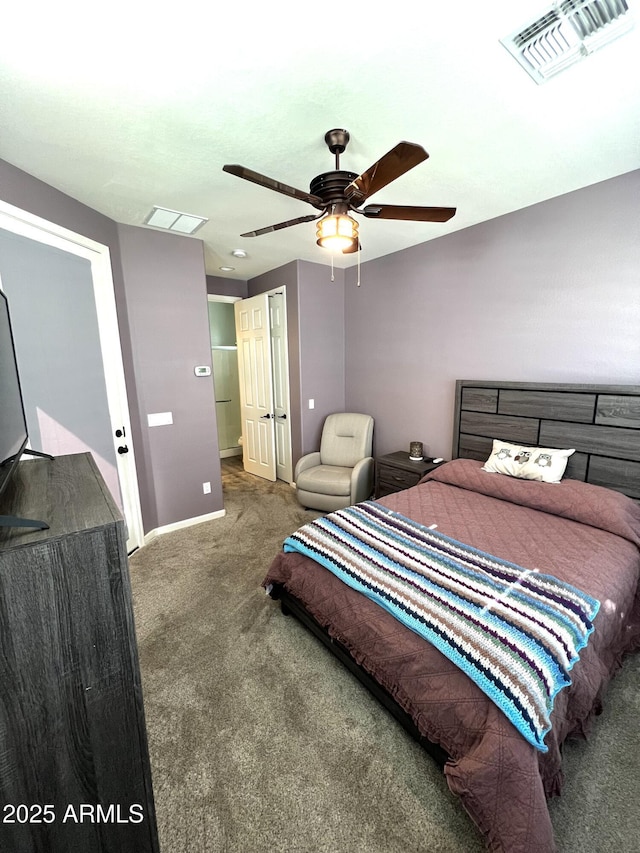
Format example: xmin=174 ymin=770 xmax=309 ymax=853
xmin=223 ymin=129 xmax=456 ymax=254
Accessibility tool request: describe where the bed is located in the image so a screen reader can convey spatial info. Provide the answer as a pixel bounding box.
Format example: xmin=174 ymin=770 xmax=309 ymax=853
xmin=263 ymin=380 xmax=640 ymax=852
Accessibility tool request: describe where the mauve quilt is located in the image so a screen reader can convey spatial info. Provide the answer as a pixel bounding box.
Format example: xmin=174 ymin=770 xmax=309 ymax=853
xmin=263 ymin=459 xmax=640 ymax=852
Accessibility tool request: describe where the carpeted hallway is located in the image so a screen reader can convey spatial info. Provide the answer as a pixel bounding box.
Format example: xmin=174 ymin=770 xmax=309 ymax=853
xmin=129 ymin=458 xmax=640 ymax=852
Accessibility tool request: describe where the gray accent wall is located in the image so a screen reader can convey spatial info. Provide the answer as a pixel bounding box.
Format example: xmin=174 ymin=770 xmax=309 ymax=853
xmin=344 ymin=169 xmax=640 ymax=461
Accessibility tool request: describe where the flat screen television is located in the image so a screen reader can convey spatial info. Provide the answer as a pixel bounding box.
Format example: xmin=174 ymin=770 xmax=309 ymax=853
xmin=0 ymin=288 xmax=51 ymax=529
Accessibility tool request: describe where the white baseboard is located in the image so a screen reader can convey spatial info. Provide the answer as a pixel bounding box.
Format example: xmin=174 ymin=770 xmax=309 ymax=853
xmin=143 ymin=508 xmax=226 ymax=545
xmin=220 ymin=447 xmax=242 ymax=458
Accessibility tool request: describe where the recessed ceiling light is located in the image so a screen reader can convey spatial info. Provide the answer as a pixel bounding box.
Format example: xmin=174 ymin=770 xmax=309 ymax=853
xmin=231 ymin=249 xmax=248 ymax=258
xmin=219 ymin=266 xmax=235 ymax=272
xmin=144 ymin=206 xmax=208 ymax=235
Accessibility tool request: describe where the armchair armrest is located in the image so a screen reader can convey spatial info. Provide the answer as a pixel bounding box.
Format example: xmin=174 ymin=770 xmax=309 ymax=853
xmin=294 ymin=451 xmax=321 ymax=482
xmin=350 ymin=457 xmax=374 ymax=504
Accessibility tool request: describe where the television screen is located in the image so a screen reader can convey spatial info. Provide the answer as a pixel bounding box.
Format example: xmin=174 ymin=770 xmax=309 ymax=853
xmin=0 ymin=289 xmax=29 ymax=500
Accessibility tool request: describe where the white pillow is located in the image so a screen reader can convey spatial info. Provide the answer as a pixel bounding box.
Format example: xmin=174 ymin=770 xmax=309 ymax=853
xmin=482 ymin=439 xmax=575 ymax=484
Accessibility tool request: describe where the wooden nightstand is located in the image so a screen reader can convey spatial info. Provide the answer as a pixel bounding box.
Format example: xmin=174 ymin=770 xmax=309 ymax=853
xmin=375 ymin=451 xmax=445 ymax=498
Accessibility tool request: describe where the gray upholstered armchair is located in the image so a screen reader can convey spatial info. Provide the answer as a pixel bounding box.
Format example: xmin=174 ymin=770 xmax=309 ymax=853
xmin=294 ymin=412 xmax=375 ymax=512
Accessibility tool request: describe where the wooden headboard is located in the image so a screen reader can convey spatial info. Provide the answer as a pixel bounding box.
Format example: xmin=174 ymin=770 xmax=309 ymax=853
xmin=453 ymin=380 xmax=640 ymax=499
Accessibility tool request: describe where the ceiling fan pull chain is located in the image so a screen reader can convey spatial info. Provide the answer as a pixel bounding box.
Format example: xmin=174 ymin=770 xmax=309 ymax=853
xmin=330 ymin=254 xmax=335 ymax=282
xmin=357 ymin=244 xmax=361 ymax=287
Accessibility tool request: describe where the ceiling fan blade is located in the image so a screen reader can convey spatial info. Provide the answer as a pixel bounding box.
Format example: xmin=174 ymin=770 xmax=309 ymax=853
xmin=240 ymin=213 xmax=323 ymax=238
xmin=344 ymin=142 xmax=429 ymax=206
xmin=362 ymin=204 xmax=456 ymax=223
xmin=223 ymin=164 xmax=324 ymax=209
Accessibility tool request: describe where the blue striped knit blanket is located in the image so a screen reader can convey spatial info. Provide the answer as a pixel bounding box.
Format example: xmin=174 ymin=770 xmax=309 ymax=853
xmin=283 ymin=501 xmax=600 ymax=752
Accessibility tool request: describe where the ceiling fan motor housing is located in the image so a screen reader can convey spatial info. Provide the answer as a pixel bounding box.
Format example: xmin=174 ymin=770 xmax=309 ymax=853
xmin=309 ymin=171 xmax=358 ymax=207
xmin=324 ymin=129 xmax=350 ymax=155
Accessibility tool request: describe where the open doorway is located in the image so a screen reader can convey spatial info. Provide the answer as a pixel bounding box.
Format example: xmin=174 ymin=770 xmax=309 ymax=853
xmin=0 ymin=201 xmax=144 ymax=552
xmin=233 ymin=288 xmax=293 ymax=484
xmin=209 ymin=287 xmax=293 ymax=484
xmin=207 ymin=295 xmax=242 ymax=460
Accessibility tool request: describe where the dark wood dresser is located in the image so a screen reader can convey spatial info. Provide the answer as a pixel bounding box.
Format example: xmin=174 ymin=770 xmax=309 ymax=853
xmin=375 ymin=451 xmax=444 ymax=498
xmin=0 ymin=453 xmax=159 ymax=853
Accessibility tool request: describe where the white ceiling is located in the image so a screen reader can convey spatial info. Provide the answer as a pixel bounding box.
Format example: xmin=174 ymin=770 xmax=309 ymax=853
xmin=1 ymin=1 xmax=639 ymax=281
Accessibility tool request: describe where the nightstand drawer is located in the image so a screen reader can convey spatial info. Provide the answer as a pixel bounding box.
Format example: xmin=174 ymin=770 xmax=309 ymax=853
xmin=377 ymin=466 xmax=422 ymax=491
xmin=374 ymin=451 xmax=445 ymax=498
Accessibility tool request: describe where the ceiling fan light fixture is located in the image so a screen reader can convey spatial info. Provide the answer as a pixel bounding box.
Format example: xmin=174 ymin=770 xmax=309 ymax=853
xmin=316 ymin=213 xmax=359 ymax=253
xmin=224 ymin=130 xmax=453 ymax=258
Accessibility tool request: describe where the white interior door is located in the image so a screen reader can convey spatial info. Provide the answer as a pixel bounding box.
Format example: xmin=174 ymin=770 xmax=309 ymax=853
xmin=234 ymin=293 xmax=276 ymax=481
xmin=0 ymin=201 xmax=144 ymax=552
xmin=269 ymin=289 xmax=292 ymax=483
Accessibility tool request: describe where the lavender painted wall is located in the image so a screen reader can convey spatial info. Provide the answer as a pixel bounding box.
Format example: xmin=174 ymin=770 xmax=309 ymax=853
xmin=295 ymin=261 xmax=346 ymax=454
xmin=117 ymin=224 xmax=222 ymax=529
xmin=6 ymin=154 xmax=635 ymax=524
xmin=0 ymin=158 xmax=149 ymax=519
xmin=0 ymin=161 xmax=139 ymax=412
xmin=345 ymin=170 xmax=640 ymax=461
xmin=206 ymin=275 xmax=248 ymax=299
xmin=0 ymin=158 xmax=225 ymax=533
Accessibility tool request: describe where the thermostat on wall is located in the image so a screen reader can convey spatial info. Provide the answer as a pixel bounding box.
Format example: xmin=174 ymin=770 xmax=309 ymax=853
xmin=194 ymin=365 xmax=211 ymax=377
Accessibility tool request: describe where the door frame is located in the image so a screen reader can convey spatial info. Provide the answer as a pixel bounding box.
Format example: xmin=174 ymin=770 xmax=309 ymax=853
xmin=268 ymin=287 xmax=293 ymax=484
xmin=0 ymin=199 xmax=144 ymax=551
xmin=232 ymin=287 xmax=293 ymax=484
xmin=235 ymin=292 xmax=277 ymax=481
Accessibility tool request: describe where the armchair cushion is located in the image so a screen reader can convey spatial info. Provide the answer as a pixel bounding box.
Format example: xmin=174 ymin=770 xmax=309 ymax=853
xmin=294 ymin=451 xmax=321 ymax=479
xmin=320 ymin=413 xmax=374 ymax=468
xmin=295 ymin=464 xmax=353 ymax=497
xmin=294 ymin=413 xmax=374 ymax=511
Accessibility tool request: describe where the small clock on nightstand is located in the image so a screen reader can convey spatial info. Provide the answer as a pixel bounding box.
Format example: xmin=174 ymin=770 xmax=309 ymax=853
xmin=374 ymin=451 xmax=445 ymax=498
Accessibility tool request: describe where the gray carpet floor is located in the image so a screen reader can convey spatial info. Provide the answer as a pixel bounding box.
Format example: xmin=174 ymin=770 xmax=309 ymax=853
xmin=129 ymin=458 xmax=640 ymax=852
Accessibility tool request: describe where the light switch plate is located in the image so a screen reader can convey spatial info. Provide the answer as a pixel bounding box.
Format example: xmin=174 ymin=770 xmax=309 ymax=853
xmin=147 ymin=412 xmax=173 ymax=427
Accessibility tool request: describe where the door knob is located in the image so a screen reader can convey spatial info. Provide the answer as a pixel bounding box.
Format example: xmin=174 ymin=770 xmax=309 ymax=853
xmin=277 ymin=413 xmax=287 ymax=419
xmin=117 ymin=445 xmax=129 ymax=455
xmin=260 ymin=413 xmax=273 ymax=419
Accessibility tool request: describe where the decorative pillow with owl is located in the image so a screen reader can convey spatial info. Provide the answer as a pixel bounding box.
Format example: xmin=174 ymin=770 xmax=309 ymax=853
xmin=482 ymin=439 xmax=575 ymax=484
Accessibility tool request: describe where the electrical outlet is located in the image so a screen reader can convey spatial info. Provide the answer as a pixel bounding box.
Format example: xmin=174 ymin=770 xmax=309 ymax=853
xmin=203 ymin=482 xmax=211 ymax=494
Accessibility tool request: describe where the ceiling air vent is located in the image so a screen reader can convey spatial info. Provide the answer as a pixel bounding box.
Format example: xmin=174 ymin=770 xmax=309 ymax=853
xmin=500 ymin=0 xmax=634 ymax=83
xmin=144 ymin=206 xmax=208 ymax=235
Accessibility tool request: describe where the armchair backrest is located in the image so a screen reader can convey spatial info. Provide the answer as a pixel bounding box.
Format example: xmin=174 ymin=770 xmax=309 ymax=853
xmin=319 ymin=413 xmax=374 ymax=468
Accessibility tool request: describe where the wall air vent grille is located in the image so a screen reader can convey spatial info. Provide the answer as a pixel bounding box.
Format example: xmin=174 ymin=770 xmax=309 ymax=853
xmin=501 ymin=0 xmax=633 ymax=83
